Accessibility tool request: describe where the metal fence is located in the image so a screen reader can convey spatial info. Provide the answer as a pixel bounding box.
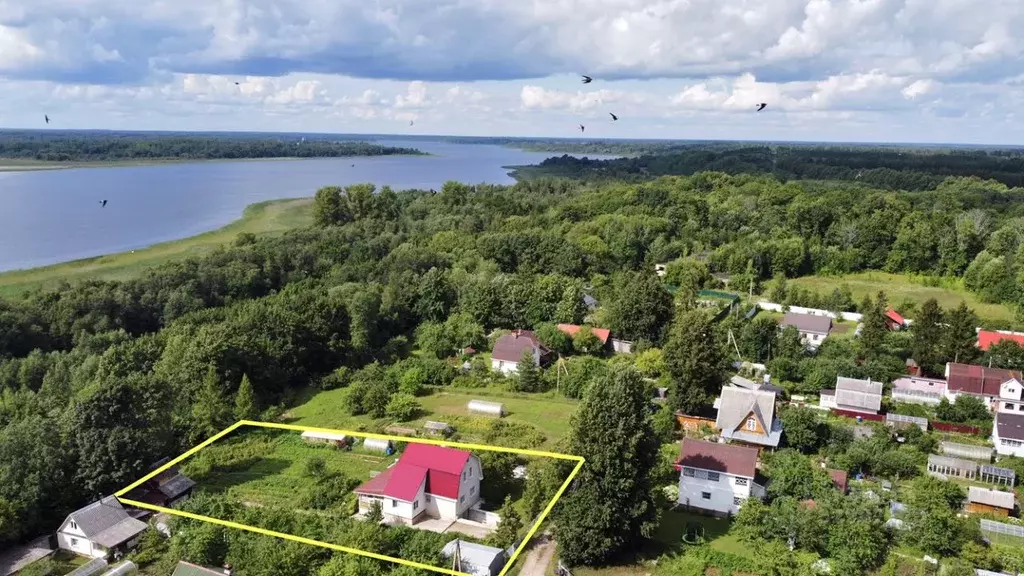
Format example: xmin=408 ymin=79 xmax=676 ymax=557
xmin=981 ymin=519 xmax=1024 ymax=546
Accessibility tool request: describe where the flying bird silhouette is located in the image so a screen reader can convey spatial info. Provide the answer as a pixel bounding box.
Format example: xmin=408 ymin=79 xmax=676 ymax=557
xmin=409 ymin=120 xmax=414 ymax=126
xmin=100 ymin=200 xmax=107 ymax=207
xmin=757 ymin=103 xmax=767 ymax=111
xmin=581 ymin=75 xmax=593 ymax=84
xmin=234 ymin=82 xmax=240 ymax=86
xmin=609 ymin=112 xmax=618 ymax=121
xmin=579 ymin=124 xmax=585 ymax=133
xmin=44 ymin=115 xmax=49 ymax=124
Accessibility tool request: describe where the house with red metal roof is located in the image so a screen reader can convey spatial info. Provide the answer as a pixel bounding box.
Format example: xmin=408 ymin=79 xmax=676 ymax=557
xmin=978 ymin=330 xmax=1024 ymax=352
xmin=354 ymin=443 xmax=483 ymax=526
xmin=945 ymin=362 xmax=1024 ymax=413
xmin=885 ymin=309 xmax=906 ymax=331
xmin=675 ymin=438 xmax=765 ymax=517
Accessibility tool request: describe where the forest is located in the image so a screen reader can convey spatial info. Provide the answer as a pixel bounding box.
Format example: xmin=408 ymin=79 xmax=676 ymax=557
xmin=513 ymin=145 xmax=1024 ymax=189
xmin=0 ymin=132 xmax=425 ymax=162
xmin=5 ymin=167 xmax=1024 ymax=574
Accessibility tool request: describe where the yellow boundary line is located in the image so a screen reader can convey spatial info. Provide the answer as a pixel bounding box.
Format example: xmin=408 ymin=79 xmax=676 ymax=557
xmin=115 ymin=420 xmax=584 ymax=576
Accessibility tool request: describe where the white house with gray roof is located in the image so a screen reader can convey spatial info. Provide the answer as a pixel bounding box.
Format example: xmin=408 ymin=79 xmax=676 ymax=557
xmin=57 ymin=496 xmax=148 ymax=559
xmin=779 ymin=312 xmax=832 ymax=350
xmin=714 ymin=386 xmax=782 ymax=449
xmin=820 ymin=376 xmax=883 ymax=415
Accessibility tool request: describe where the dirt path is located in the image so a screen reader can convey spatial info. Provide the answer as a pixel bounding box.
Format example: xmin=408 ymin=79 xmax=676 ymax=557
xmin=517 ymin=533 xmax=557 ymax=576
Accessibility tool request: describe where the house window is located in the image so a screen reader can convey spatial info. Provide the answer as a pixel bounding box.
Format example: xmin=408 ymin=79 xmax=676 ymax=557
xmin=459 ymin=496 xmax=465 ymax=503
xmin=745 ymin=418 xmax=757 ymax=431
xmin=391 ymin=499 xmax=398 ymax=508
xmin=413 ymin=500 xmax=419 ymax=511
xmin=707 ymin=472 xmax=720 ymax=482
xmin=701 ymin=492 xmax=711 ymax=500
xmin=735 ymin=478 xmax=748 ymax=486
xmin=683 ymin=468 xmax=695 ymax=478
xmin=1005 ymin=403 xmax=1014 ymax=410
xmin=425 ymin=495 xmax=431 ymax=502
xmin=70 ymin=538 xmax=78 ymax=546
xmin=470 ymin=486 xmax=476 ymax=496
xmin=70 ymin=521 xmax=77 ymax=530
xmin=469 ymin=467 xmax=473 ymax=478
xmin=733 ymin=497 xmax=744 ymax=506
xmin=1003 ymin=438 xmax=1023 ymax=448
xmin=462 ymin=471 xmax=466 ymax=481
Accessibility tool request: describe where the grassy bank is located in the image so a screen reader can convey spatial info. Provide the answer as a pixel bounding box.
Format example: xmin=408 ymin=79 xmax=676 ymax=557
xmin=0 ymin=198 xmax=314 ymax=299
xmin=789 ymin=271 xmax=1017 ymax=326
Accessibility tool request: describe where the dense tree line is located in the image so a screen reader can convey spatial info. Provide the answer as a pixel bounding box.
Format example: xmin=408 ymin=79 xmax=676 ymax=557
xmin=517 ymin=145 xmax=1024 ymax=190
xmin=0 ymin=133 xmax=424 ymax=162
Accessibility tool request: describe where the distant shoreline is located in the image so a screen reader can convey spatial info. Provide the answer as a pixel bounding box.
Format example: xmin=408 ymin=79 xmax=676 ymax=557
xmin=0 ymin=154 xmax=431 ymax=173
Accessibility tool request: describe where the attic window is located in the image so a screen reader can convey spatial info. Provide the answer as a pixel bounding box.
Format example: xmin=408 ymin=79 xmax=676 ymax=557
xmin=70 ymin=521 xmax=78 ymax=530
xmin=745 ymin=418 xmax=757 ymax=431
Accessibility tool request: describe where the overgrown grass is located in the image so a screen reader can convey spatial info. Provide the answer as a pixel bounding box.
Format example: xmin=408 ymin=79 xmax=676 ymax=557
xmin=0 ymin=198 xmax=313 ymax=299
xmin=182 ymin=429 xmax=393 ymax=509
xmin=788 ymin=271 xmax=1017 ymax=326
xmin=287 ymin=386 xmax=579 ymax=448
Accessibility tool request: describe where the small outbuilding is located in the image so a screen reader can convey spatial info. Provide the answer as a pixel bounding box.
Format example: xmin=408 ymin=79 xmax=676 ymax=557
xmin=424 ymin=421 xmax=453 ymax=436
xmin=981 ymin=464 xmax=1016 ymax=487
xmin=362 ymin=438 xmax=395 ymax=454
xmin=940 ymin=441 xmax=994 ymax=462
xmin=927 ymin=454 xmax=978 ymax=480
xmin=468 ymin=400 xmax=506 ymax=417
xmin=442 ymin=539 xmax=508 ymax=576
xmin=967 ymin=487 xmax=1015 ymax=517
xmin=301 ymin=430 xmax=351 ymax=448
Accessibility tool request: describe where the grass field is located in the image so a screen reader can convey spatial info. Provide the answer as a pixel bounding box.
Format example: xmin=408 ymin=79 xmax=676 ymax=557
xmin=789 ymin=271 xmax=1017 ymax=326
xmin=287 ymin=386 xmax=580 ymax=448
xmin=0 ymin=198 xmax=313 ymax=299
xmin=182 ymin=428 xmax=393 ymax=509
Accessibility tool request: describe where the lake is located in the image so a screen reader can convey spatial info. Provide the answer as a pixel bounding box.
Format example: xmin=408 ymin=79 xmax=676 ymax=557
xmin=0 ymin=140 xmax=615 ymax=272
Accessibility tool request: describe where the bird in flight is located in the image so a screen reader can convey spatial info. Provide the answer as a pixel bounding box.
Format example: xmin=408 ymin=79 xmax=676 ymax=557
xmin=100 ymin=200 xmax=107 ymax=207
xmin=234 ymin=82 xmax=240 ymax=86
xmin=581 ymin=75 xmax=593 ymax=84
xmin=609 ymin=112 xmax=618 ymax=121
xmin=44 ymin=115 xmax=50 ymax=124
xmin=409 ymin=120 xmax=414 ymax=126
xmin=579 ymin=124 xmax=585 ymax=133
xmin=757 ymin=103 xmax=767 ymax=111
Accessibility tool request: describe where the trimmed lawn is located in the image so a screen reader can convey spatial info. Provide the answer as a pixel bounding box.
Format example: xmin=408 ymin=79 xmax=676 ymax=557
xmin=287 ymin=386 xmax=579 ymax=448
xmin=788 ymin=271 xmax=1016 ymax=326
xmin=0 ymin=198 xmax=313 ymax=299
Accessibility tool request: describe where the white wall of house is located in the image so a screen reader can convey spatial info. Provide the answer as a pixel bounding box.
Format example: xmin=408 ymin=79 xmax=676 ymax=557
xmin=377 ymin=480 xmax=426 ymax=523
xmin=993 ymin=425 xmax=1024 ymax=458
xmin=57 ymin=521 xmax=106 ymax=559
xmin=944 ymin=390 xmax=995 ymax=411
xmin=676 ymin=467 xmax=759 ymax=516
xmin=819 ymin=393 xmax=837 ymax=410
xmin=491 ymin=358 xmax=518 ymax=374
xmin=997 ymin=379 xmax=1024 ymax=414
xmin=456 ymin=456 xmax=483 ymax=515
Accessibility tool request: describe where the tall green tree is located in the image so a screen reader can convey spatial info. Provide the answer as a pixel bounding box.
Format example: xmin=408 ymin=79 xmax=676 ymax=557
xmin=943 ymin=302 xmax=980 ymax=364
xmin=192 ymin=366 xmax=232 ymax=442
xmin=740 ymin=315 xmax=779 ymax=363
xmin=912 ymin=298 xmax=944 ymax=374
xmin=312 ymin=186 xmax=352 ymax=227
xmin=512 ymin=350 xmax=541 ymax=393
xmin=606 ymin=272 xmax=673 ymax=344
xmin=489 ymin=496 xmax=523 ymax=549
xmin=663 ymin=310 xmax=725 ymax=414
xmin=555 ymin=365 xmax=660 ymax=566
xmin=555 ymin=283 xmax=588 ymax=325
xmin=233 ymin=373 xmax=259 ymax=421
xmin=858 ymin=291 xmax=889 ymax=359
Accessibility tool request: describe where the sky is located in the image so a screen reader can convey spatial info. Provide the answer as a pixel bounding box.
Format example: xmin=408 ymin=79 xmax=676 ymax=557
xmin=2 ymin=0 xmax=1024 ymax=144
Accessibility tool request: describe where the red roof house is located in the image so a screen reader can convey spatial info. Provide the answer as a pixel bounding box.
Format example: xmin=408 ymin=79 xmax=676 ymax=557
xmin=490 ymin=330 xmax=553 ymax=374
xmin=354 ymin=443 xmax=481 ymax=525
xmin=978 ymin=330 xmax=1024 ymax=352
xmin=885 ymin=309 xmax=906 ymax=331
xmin=946 ymin=362 xmax=1023 ymax=398
xmin=556 ymin=324 xmax=611 ymax=345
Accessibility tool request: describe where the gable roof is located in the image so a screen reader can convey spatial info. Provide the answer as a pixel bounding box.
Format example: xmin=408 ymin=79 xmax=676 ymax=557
xmin=828 ymin=469 xmax=848 ymax=493
xmin=780 ymin=313 xmax=832 ymax=335
xmin=885 ymin=309 xmax=905 ymax=326
xmin=491 ymin=330 xmax=549 ymax=363
xmin=715 ymin=387 xmax=782 ymax=447
xmin=969 ymin=486 xmax=1015 ymax=510
xmin=171 ymin=561 xmax=227 ymax=576
xmin=834 ymin=376 xmax=883 ymax=412
xmin=355 ymin=444 xmax=472 ymax=501
xmin=62 ymin=496 xmax=147 ymax=548
xmin=677 ymin=438 xmax=758 ymax=478
xmin=997 ymin=411 xmax=1024 ymax=442
xmin=556 ymin=324 xmax=611 ymax=345
xmin=442 ymin=539 xmax=506 ymax=572
xmin=978 ymin=330 xmax=1024 ymax=352
xmin=947 ymin=362 xmax=1023 ymax=397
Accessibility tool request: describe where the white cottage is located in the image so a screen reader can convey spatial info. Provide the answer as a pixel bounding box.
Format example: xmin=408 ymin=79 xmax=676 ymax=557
xmin=489 ymin=330 xmax=552 ymax=375
xmin=676 ymin=439 xmax=765 ymax=517
xmin=993 ymin=411 xmax=1024 ymax=457
xmin=354 ymin=443 xmax=483 ymax=525
xmin=945 ymin=362 xmax=1024 ymax=412
xmin=57 ymin=496 xmax=148 ymax=559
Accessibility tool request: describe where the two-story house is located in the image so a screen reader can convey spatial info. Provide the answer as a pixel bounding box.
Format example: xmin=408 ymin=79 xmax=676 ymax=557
xmin=676 ymin=439 xmax=765 ymax=517
xmin=354 ymin=443 xmax=483 ymax=526
xmin=946 ymin=362 xmax=1024 ymax=412
xmin=993 ymin=411 xmax=1024 ymax=458
xmin=714 ymin=386 xmax=782 ymax=451
xmin=56 ymin=496 xmax=148 ymax=559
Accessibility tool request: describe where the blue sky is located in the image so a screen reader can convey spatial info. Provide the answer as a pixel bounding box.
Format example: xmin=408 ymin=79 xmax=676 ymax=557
xmin=2 ymin=0 xmax=1024 ymax=144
